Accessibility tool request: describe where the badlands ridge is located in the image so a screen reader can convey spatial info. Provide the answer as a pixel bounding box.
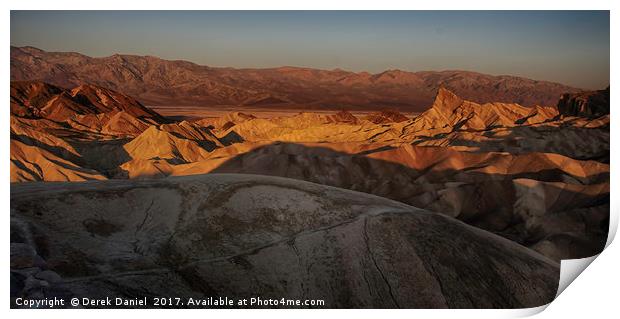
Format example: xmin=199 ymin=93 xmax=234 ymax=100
xmin=10 ymin=78 xmax=609 ymax=308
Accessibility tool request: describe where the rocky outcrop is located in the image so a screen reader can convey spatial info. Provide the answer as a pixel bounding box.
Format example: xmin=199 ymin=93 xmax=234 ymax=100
xmin=413 ymin=87 xmax=559 ymax=132
xmin=8 ymin=80 xmax=610 ymax=264
xmin=70 ymin=84 xmax=163 ymax=120
xmin=557 ymin=87 xmax=610 ymax=117
xmin=10 ymin=81 xmax=165 ymax=137
xmin=10 ymin=240 xmax=71 ymax=308
xmin=10 ymin=174 xmax=559 ymax=308
xmin=10 ymin=81 xmax=64 ymax=118
xmin=11 ymin=81 xmax=164 ymax=123
xmin=8 ymin=58 xmax=610 ymax=309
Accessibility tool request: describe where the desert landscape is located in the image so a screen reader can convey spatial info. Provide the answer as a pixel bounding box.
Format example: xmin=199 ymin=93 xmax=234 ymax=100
xmin=10 ymin=37 xmax=610 ymax=309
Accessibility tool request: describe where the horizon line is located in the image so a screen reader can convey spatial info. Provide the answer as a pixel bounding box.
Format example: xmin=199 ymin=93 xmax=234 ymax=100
xmin=11 ymin=45 xmax=593 ymax=90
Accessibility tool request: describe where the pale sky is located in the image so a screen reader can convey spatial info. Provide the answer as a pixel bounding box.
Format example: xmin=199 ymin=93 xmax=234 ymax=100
xmin=11 ymin=11 xmax=610 ymax=89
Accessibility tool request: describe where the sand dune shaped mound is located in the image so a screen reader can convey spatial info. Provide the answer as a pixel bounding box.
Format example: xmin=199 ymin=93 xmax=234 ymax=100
xmin=11 ymin=117 xmax=81 ymax=160
xmin=11 ymin=174 xmax=559 ymax=308
xmin=123 ymin=125 xmax=215 ymax=163
xmin=159 ymin=121 xmax=224 ymax=146
xmin=10 ymin=117 xmax=111 ymax=182
xmin=10 ymin=140 xmax=107 ymax=182
xmin=101 ymin=111 xmax=154 ymax=136
xmin=116 ymin=123 xmax=223 ymax=179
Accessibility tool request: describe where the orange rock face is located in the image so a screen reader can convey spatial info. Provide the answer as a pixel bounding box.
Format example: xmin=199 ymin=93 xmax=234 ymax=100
xmin=557 ymin=86 xmax=610 ymax=117
xmin=9 ymin=72 xmax=609 ymax=307
xmin=10 ymin=79 xmax=609 ymax=263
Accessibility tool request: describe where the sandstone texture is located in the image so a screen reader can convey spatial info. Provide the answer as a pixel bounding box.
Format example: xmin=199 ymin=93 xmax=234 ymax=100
xmin=9 ymin=66 xmax=610 ymax=308
xmin=11 ymin=174 xmax=559 ymax=308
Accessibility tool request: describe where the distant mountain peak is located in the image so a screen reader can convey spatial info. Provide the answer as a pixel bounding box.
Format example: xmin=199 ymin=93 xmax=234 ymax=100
xmin=11 ymin=46 xmax=582 ymax=111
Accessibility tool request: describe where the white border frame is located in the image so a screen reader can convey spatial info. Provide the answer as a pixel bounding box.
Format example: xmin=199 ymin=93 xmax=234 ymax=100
xmin=2 ymin=2 xmax=616 ymax=318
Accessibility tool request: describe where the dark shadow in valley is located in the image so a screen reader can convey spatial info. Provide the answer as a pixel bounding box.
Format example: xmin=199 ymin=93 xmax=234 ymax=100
xmin=10 ymin=140 xmax=610 ymax=309
xmin=17 ymin=134 xmax=610 ymax=262
xmin=218 ymin=130 xmax=245 ymax=146
xmin=198 ymin=142 xmax=610 ymax=262
xmin=414 ymin=123 xmax=610 ymax=163
xmin=65 ymin=139 xmax=132 ymax=178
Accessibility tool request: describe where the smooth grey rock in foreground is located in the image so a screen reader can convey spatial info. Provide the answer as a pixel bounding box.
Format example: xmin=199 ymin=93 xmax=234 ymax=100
xmin=10 ymin=173 xmax=560 ymax=308
xmin=10 ymin=243 xmax=37 ymax=269
xmin=35 ymin=270 xmax=63 ymax=284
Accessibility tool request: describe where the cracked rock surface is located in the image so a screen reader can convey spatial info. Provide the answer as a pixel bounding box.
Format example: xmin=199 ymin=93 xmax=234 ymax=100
xmin=11 ymin=173 xmax=559 ymax=308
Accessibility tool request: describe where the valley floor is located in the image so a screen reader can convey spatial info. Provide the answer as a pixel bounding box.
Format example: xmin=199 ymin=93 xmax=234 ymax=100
xmin=148 ymin=105 xmax=415 ymax=121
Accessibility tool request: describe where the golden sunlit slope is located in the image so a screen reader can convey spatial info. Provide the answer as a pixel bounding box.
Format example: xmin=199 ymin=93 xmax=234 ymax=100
xmin=10 ymin=139 xmax=107 ymax=182
xmin=9 ymin=82 xmax=610 ymax=261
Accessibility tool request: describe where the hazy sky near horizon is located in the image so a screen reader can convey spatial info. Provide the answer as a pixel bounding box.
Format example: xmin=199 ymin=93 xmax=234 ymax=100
xmin=11 ymin=11 xmax=610 ymax=89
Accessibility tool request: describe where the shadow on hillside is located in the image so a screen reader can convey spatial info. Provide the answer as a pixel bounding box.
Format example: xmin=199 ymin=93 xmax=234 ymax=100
xmin=66 ymin=139 xmax=132 ymax=177
xmin=161 ymin=141 xmax=611 ymax=262
xmin=413 ymin=123 xmax=610 ymax=163
xmin=219 ymin=130 xmax=245 ymax=146
xmin=23 ymin=132 xmax=609 ymax=262
xmin=12 ymin=133 xmax=85 ymax=165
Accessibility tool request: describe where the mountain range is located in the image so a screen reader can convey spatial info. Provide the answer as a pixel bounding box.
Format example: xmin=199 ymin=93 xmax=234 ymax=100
xmin=11 ymin=46 xmax=581 ymax=111
xmin=9 ymin=46 xmax=610 ymax=308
